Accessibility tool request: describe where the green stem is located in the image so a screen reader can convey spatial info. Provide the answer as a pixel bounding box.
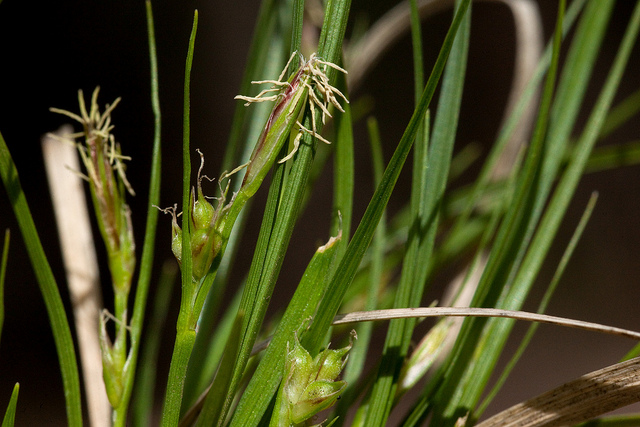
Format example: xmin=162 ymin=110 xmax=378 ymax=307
xmin=160 ymin=11 xmax=198 ymax=425
xmin=162 ymin=326 xmax=197 ymax=427
xmin=112 ymin=2 xmax=163 ymax=424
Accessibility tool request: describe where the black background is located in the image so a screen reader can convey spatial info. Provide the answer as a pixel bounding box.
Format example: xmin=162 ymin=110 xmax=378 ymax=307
xmin=1 ymin=0 xmax=639 ymax=425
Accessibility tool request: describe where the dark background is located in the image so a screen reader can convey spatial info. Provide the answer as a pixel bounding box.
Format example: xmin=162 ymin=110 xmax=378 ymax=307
xmin=1 ymin=0 xmax=639 ymax=425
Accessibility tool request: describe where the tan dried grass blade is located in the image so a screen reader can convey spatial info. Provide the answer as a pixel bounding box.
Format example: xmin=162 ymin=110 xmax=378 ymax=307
xmin=476 ymin=356 xmax=640 ymax=427
xmin=42 ymin=126 xmax=110 ymax=427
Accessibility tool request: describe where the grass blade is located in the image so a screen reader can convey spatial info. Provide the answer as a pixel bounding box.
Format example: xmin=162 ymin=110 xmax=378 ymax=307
xmin=334 ymin=117 xmax=386 ymax=423
xmin=331 ymin=76 xmax=354 ymax=248
xmin=0 ymin=230 xmax=8 ymax=345
xmin=0 ymin=132 xmax=83 ymax=426
xmin=428 ymin=0 xmax=569 ymax=422
xmin=363 ymin=0 xmax=470 ymax=422
xmin=229 ymin=233 xmax=342 ymax=426
xmin=219 ymin=0 xmax=353 ymax=423
xmin=132 ymin=262 xmax=177 ymax=427
xmin=161 ymin=11 xmax=198 ymax=427
xmin=1 ymin=383 xmax=18 ymax=427
xmin=302 ymin=0 xmax=472 ymax=362
xmin=194 ymin=311 xmax=244 ymax=426
xmin=116 ymin=1 xmax=165 ymax=423
xmin=475 ymin=192 xmax=599 ymax=416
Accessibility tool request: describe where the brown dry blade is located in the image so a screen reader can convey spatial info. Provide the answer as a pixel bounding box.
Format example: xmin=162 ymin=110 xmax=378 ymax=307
xmin=476 ymin=356 xmax=640 ymax=427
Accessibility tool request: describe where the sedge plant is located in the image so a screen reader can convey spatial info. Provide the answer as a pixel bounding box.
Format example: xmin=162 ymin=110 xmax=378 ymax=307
xmin=2 ymin=0 xmax=640 ymax=426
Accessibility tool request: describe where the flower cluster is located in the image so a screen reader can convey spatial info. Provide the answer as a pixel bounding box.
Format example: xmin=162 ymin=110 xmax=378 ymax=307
xmin=167 ymin=52 xmax=348 ymax=286
xmin=166 ymin=151 xmax=228 ymax=282
xmin=50 ymin=87 xmax=136 ymax=408
xmin=273 ymin=331 xmax=356 ymax=426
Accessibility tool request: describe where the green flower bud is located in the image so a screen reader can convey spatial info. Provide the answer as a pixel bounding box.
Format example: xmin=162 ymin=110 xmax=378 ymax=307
xmin=313 ymin=337 xmax=353 ymax=382
xmin=291 ymin=380 xmax=346 ymax=425
xmin=164 ymin=179 xmax=223 ymax=281
xmin=99 ymin=310 xmax=127 ymax=408
xmin=188 ymin=183 xmax=222 ymax=280
xmin=190 ymin=186 xmax=215 ymax=231
xmin=190 ymin=228 xmax=222 ymax=281
xmin=169 ymin=205 xmax=183 ymax=264
xmin=283 ymin=335 xmax=316 ymax=404
xmin=274 ymin=331 xmax=355 ymax=426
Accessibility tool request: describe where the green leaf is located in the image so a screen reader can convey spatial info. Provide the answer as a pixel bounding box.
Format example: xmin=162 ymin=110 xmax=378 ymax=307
xmin=194 ymin=311 xmax=245 ymax=427
xmin=302 ymin=0 xmax=472 ymax=361
xmin=132 ymin=262 xmax=177 ymax=427
xmin=476 ymin=193 xmax=599 ymax=417
xmin=363 ymin=0 xmax=470 ymax=423
xmin=230 ymin=233 xmax=342 ymax=426
xmin=219 ymin=0 xmax=353 ymax=424
xmin=0 ymin=230 xmax=8 ymax=345
xmin=599 ymin=87 xmax=640 ymax=139
xmin=333 ymin=117 xmax=386 ymax=423
xmin=114 ymin=1 xmax=164 ymax=423
xmin=1 ymin=383 xmax=19 ymax=427
xmin=161 ymin=11 xmax=199 ymax=427
xmin=331 ymin=73 xmax=354 ymax=249
xmin=430 ymin=0 xmax=640 ymax=423
xmin=182 ymin=280 xmax=243 ymax=413
xmin=0 ymin=132 xmax=82 ymax=426
xmin=586 ymin=140 xmax=640 ymax=173
xmin=429 ymin=1 xmax=571 ymax=423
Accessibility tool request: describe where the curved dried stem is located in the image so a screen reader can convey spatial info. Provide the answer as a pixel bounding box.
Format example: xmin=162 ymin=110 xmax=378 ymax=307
xmin=476 ymin=356 xmax=640 ymax=427
xmin=333 ymin=307 xmax=640 ymax=341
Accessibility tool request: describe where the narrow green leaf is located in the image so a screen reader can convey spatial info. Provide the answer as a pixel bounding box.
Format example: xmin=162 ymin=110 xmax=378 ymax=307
xmin=219 ymin=1 xmax=353 ymax=423
xmin=179 ymin=10 xmax=198 ymax=319
xmin=599 ymin=87 xmax=640 ymax=138
xmin=535 ymin=0 xmax=640 ymax=369
xmin=0 ymin=230 xmax=8 ymax=345
xmin=302 ymin=0 xmax=472 ymax=360
xmin=331 ymin=76 xmax=354 ymax=248
xmin=474 ymin=0 xmax=613 ymax=397
xmin=429 ymin=1 xmax=569 ymax=423
xmin=132 ymin=262 xmax=177 ymax=427
xmin=1 ymin=383 xmax=18 ymax=427
xmin=161 ymin=11 xmax=198 ymax=427
xmin=230 ymin=233 xmax=342 ymax=426
xmin=476 ymin=192 xmax=599 ymax=417
xmin=364 ymin=0 xmax=470 ymax=422
xmin=586 ymin=140 xmax=640 ymax=173
xmin=433 ymin=0 xmax=640 ymax=423
xmin=447 ymin=0 xmax=588 ymax=242
xmin=290 ymin=0 xmax=304 ymax=55
xmin=115 ymin=1 xmax=164 ymax=423
xmin=182 ymin=282 xmax=243 ymax=413
xmin=194 ymin=311 xmax=245 ymax=427
xmin=334 ymin=117 xmax=386 ymax=423
xmin=0 ymin=132 xmax=82 ymax=426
